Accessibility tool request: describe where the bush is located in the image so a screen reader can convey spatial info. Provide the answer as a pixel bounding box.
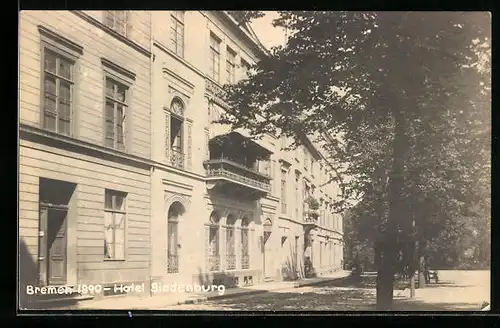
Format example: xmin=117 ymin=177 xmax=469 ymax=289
xmin=305 ymin=196 xmax=320 ymax=210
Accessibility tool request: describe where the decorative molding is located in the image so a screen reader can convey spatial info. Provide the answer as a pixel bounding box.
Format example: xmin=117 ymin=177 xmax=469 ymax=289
xmin=205 ymin=78 xmax=228 ymax=109
xmin=71 ymin=11 xmax=151 ymax=57
xmin=154 ymin=40 xmax=206 ymax=79
xmin=19 ymin=124 xmax=151 ymax=170
xmin=279 ymin=159 xmax=292 ymax=169
xmin=101 ymin=58 xmax=136 ymax=81
xmin=162 ymin=179 xmax=194 ymax=192
xmin=260 ymin=202 xmax=277 ymax=211
xmin=163 ymin=67 xmax=195 ymax=91
xmin=165 ymin=192 xmax=190 ymax=208
xmin=38 ymin=25 xmax=84 ymax=55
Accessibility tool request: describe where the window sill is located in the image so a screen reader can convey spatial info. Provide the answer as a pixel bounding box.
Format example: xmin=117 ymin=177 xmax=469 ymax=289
xmin=104 ymin=258 xmax=126 ymax=262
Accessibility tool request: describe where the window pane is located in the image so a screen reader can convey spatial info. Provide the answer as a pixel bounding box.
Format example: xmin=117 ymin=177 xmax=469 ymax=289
xmin=114 ymin=243 xmax=125 ymax=259
xmin=116 ymin=106 xmax=125 ymax=147
xmin=43 ymin=112 xmax=56 ymax=131
xmin=44 ymin=50 xmax=57 ymax=73
xmin=105 ymin=12 xmax=115 ymax=28
xmin=104 ymin=212 xmax=114 ymax=258
xmin=44 ymin=75 xmax=57 ymax=97
xmin=58 ymin=58 xmax=72 ymax=80
xmin=58 ymin=119 xmax=70 ymax=135
xmin=44 ymin=93 xmax=56 ymax=113
xmin=106 ymin=100 xmax=115 ymax=121
xmin=106 ymin=79 xmax=115 ymax=98
xmin=114 ymin=193 xmax=125 ymax=211
xmin=114 ymin=214 xmax=125 ymax=241
xmin=116 ymin=84 xmax=127 ymax=103
xmin=209 ymin=228 xmax=218 ymax=255
xmin=168 ymin=222 xmax=178 ymax=255
xmin=105 ymin=101 xmax=115 ymax=144
xmin=105 ymin=192 xmax=113 ymax=209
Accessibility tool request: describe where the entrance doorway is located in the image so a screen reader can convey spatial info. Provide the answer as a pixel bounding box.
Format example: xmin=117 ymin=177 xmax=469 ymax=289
xmin=38 ymin=178 xmax=75 ymax=286
xmin=39 ymin=206 xmax=68 ymax=285
xmin=263 ymin=218 xmax=273 ymax=281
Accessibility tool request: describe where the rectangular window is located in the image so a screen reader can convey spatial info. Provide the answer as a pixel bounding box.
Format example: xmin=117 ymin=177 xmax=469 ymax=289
xmin=226 ymin=48 xmax=236 ymax=84
xmin=170 ymin=11 xmax=185 ymax=57
xmin=226 ymin=226 xmax=236 ymax=270
xmin=280 ymin=171 xmax=287 ymax=214
xmin=42 ymin=49 xmax=74 ymax=135
xmin=169 ymin=115 xmax=184 ymax=168
xmin=104 ymin=190 xmax=127 ymax=260
xmin=241 ymin=228 xmax=249 ymax=269
xmin=295 ymin=178 xmax=299 ymax=220
xmin=104 ymin=78 xmax=128 ymax=150
xmin=104 ymin=11 xmax=128 ymax=36
xmin=241 ymin=59 xmax=250 ymax=79
xmin=209 ymin=33 xmax=221 ymax=82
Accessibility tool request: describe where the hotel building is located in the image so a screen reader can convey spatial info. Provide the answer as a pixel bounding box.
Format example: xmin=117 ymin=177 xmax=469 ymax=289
xmin=18 ymin=10 xmax=344 ymax=306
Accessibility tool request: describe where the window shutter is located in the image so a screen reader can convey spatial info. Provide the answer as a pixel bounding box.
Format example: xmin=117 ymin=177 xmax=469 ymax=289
xmin=186 ymin=121 xmax=193 ymax=170
xmin=165 ymin=111 xmax=170 ymax=160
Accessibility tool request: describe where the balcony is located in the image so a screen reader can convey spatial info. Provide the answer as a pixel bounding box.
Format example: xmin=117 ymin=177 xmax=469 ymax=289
xmin=303 ymin=210 xmax=319 ymax=231
xmin=169 ymin=149 xmax=184 ymax=169
xmin=205 ymin=132 xmax=273 ymax=200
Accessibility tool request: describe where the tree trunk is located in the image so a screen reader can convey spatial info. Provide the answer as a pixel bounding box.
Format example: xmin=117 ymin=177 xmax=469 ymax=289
xmin=375 ymin=109 xmax=407 ymax=310
xmin=376 ymin=243 xmax=396 ymax=310
xmin=409 ymin=240 xmax=417 ymax=297
xmin=418 ymin=255 xmax=426 ymax=288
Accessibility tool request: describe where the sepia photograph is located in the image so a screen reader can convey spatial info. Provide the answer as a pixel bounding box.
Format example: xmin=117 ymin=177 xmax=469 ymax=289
xmin=18 ymin=10 xmax=491 ymax=313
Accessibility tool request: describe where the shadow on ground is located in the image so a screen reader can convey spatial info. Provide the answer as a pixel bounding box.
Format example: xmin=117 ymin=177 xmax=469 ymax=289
xmin=168 ymin=273 xmax=483 ymax=312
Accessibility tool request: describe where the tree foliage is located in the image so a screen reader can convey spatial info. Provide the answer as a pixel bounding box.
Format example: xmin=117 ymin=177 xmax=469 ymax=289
xmin=222 ymin=11 xmax=490 ymax=308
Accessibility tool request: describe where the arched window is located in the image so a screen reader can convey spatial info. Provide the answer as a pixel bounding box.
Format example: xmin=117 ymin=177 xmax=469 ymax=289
xmin=167 ymin=98 xmax=185 ymax=169
xmin=208 ymin=211 xmax=220 ymax=271
xmin=167 ymin=201 xmax=184 ymax=273
xmin=241 ymin=217 xmax=250 ymax=269
xmin=226 ymin=214 xmax=236 ymax=270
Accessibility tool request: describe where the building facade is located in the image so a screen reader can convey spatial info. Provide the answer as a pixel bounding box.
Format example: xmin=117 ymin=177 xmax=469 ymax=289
xmin=18 ymin=10 xmax=344 ymax=306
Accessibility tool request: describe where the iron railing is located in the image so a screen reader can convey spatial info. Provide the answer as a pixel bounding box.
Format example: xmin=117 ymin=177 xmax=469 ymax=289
xmin=304 ymin=212 xmax=319 ymax=224
xmin=208 ymin=254 xmax=220 ymax=271
xmin=241 ymin=254 xmax=250 ymax=269
xmin=167 ymin=254 xmax=179 ymax=273
xmin=204 ymin=157 xmax=271 ymax=178
xmin=206 ymin=167 xmax=271 ymax=191
xmin=226 ymin=254 xmax=236 ymax=270
xmin=170 ymin=149 xmax=184 ymax=169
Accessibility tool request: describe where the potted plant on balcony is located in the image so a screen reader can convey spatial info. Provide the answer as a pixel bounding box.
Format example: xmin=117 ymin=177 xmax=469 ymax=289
xmin=304 ymin=196 xmax=320 ymax=220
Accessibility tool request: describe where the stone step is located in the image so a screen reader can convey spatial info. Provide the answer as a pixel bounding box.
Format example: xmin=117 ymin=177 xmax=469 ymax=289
xmin=24 ymin=293 xmax=95 ymax=309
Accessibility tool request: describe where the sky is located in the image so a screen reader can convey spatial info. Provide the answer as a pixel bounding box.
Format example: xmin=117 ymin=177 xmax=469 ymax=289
xmin=250 ymin=11 xmax=287 ymax=50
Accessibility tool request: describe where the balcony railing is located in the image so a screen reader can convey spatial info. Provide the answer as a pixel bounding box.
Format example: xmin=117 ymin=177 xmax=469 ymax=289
xmin=205 ymin=157 xmax=268 ymax=177
xmin=304 ymin=211 xmax=319 ymax=225
xmin=241 ymin=254 xmax=250 ymax=269
xmin=226 ymin=254 xmax=236 ymax=270
xmin=167 ymin=254 xmax=179 ymax=273
xmin=208 ymin=254 xmax=220 ymax=272
xmin=205 ymin=158 xmax=271 ymax=192
xmin=169 ymin=149 xmax=184 ymax=169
